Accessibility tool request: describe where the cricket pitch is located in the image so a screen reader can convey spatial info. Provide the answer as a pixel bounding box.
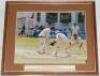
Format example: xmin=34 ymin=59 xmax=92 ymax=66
xmin=14 ymin=37 xmax=87 ymax=65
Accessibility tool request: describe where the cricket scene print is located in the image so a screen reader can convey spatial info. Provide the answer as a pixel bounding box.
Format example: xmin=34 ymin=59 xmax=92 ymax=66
xmin=15 ymin=11 xmax=87 ymax=64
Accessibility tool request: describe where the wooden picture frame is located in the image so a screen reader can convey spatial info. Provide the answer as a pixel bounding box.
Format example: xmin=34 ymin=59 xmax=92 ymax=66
xmin=2 ymin=1 xmax=98 ymax=76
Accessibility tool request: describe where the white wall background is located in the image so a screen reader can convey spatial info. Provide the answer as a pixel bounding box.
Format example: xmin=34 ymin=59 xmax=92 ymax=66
xmin=0 ymin=0 xmax=100 ymax=75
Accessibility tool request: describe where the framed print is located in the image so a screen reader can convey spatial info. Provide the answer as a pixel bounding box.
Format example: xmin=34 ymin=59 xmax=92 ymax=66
xmin=2 ymin=1 xmax=98 ymax=76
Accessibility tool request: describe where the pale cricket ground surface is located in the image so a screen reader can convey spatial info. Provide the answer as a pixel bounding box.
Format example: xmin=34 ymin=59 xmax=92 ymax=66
xmin=14 ymin=37 xmax=87 ymax=65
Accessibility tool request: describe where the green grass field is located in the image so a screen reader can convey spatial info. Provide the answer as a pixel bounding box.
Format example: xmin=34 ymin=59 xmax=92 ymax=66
xmin=14 ymin=36 xmax=87 ymax=65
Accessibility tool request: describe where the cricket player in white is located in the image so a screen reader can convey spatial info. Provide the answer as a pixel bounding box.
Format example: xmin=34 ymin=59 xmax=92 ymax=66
xmin=71 ymin=23 xmax=83 ymax=48
xmin=71 ymin=23 xmax=79 ymax=38
xmin=38 ymin=28 xmax=51 ymax=54
xmin=53 ymin=31 xmax=70 ymax=58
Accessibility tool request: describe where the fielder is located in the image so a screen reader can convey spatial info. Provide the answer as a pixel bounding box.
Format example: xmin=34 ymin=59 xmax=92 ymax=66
xmin=71 ymin=23 xmax=79 ymax=40
xmin=71 ymin=23 xmax=83 ymax=48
